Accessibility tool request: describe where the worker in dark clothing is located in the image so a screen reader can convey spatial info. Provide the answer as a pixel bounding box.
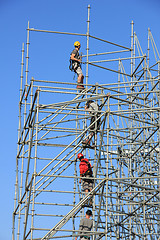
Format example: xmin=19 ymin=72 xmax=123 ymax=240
xmin=75 ymin=210 xmax=93 ymax=240
xmin=70 ymin=41 xmax=85 ymax=90
xmin=82 ymin=100 xmax=100 ymax=147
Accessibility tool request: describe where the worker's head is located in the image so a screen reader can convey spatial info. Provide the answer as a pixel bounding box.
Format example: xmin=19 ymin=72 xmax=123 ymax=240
xmin=86 ymin=210 xmax=92 ymax=216
xmin=77 ymin=153 xmax=84 ymax=161
xmin=86 ymin=100 xmax=94 ymax=108
xmin=74 ymin=41 xmax=81 ymax=48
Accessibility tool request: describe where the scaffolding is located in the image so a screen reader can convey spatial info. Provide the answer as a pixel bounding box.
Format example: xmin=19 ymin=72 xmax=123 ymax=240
xmin=12 ymin=5 xmax=160 ymax=240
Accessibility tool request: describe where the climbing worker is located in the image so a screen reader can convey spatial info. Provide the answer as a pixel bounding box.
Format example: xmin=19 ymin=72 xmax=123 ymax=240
xmin=70 ymin=41 xmax=85 ymax=90
xmin=82 ymin=100 xmax=100 ymax=148
xmin=75 ymin=209 xmax=93 ymax=240
xmin=77 ymin=153 xmax=93 ymax=206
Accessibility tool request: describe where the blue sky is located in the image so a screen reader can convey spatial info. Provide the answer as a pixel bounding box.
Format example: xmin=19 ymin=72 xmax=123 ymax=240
xmin=0 ymin=0 xmax=160 ymax=239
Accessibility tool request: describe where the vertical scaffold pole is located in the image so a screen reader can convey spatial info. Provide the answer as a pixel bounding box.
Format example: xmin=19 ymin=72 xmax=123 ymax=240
xmin=129 ymin=20 xmax=134 ymax=240
xmin=12 ymin=42 xmax=25 ymax=240
xmin=143 ymin=55 xmax=147 ymax=240
xmin=20 ymin=43 xmax=25 ymax=99
xmin=147 ymin=28 xmax=150 ymax=68
xmin=92 ymin=83 xmax=98 ymax=240
xmin=86 ymin=5 xmax=90 ymax=91
xmin=25 ymin=21 xmax=30 ymax=94
xmin=72 ymin=99 xmax=79 ymax=240
xmin=117 ymin=59 xmax=121 ymax=239
xmin=23 ymin=23 xmax=30 ymax=235
xmin=22 ymin=23 xmax=31 ymax=238
xmin=105 ymin=97 xmax=110 ymax=240
xmin=31 ymin=88 xmax=40 ymax=240
xmin=23 ymin=83 xmax=35 ymax=240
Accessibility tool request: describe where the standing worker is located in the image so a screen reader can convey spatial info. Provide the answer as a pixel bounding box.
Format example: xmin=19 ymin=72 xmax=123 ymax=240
xmin=82 ymin=100 xmax=100 ymax=147
xmin=70 ymin=41 xmax=85 ymax=90
xmin=75 ymin=209 xmax=93 ymax=240
xmin=77 ymin=153 xmax=93 ymax=206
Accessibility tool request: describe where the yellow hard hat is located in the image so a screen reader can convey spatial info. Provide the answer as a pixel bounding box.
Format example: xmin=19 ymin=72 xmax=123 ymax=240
xmin=74 ymin=41 xmax=81 ymax=47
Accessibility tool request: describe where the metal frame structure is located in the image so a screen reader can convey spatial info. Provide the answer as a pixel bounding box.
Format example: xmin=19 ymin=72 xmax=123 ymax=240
xmin=12 ymin=5 xmax=160 ymax=240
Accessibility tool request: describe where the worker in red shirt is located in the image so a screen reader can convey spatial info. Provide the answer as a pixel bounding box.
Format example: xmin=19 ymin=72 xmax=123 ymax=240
xmin=77 ymin=153 xmax=93 ymax=206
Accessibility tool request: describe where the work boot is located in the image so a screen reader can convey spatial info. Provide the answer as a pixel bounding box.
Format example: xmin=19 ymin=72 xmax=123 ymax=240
xmin=76 ymin=85 xmax=85 ymax=90
xmin=89 ymin=199 xmax=93 ymax=206
xmin=82 ymin=139 xmax=90 ymax=146
xmin=91 ymin=143 xmax=96 ymax=148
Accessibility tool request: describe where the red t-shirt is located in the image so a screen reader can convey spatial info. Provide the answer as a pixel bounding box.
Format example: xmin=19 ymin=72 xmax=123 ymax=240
xmin=79 ymin=158 xmax=92 ymax=175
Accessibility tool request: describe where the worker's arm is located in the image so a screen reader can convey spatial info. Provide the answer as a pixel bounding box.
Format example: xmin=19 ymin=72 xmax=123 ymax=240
xmin=84 ymin=105 xmax=87 ymax=110
xmin=70 ymin=53 xmax=81 ymax=62
xmin=79 ymin=174 xmax=83 ymax=183
xmin=75 ymin=219 xmax=83 ymax=240
xmin=85 ymin=105 xmax=92 ymax=115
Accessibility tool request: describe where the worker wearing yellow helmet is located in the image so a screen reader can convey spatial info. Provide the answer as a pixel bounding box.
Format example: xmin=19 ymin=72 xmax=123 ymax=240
xmin=74 ymin=41 xmax=81 ymax=47
xmin=70 ymin=41 xmax=84 ymax=90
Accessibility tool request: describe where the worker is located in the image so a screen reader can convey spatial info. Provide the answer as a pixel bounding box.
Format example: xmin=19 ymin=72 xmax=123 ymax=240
xmin=77 ymin=153 xmax=93 ymax=206
xmin=70 ymin=41 xmax=85 ymax=90
xmin=82 ymin=100 xmax=100 ymax=147
xmin=75 ymin=209 xmax=93 ymax=240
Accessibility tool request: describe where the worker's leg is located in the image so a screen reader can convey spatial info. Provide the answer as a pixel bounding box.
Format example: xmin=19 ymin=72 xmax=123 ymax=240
xmin=85 ymin=189 xmax=92 ymax=206
xmin=78 ymin=74 xmax=84 ymax=84
xmin=76 ymin=67 xmax=85 ymax=89
xmin=89 ymin=182 xmax=93 ymax=206
xmin=85 ymin=189 xmax=89 ymax=195
xmin=82 ymin=117 xmax=94 ymax=145
xmin=82 ymin=132 xmax=94 ymax=146
xmin=82 ymin=181 xmax=89 ymax=195
xmin=88 ymin=132 xmax=94 ymax=142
